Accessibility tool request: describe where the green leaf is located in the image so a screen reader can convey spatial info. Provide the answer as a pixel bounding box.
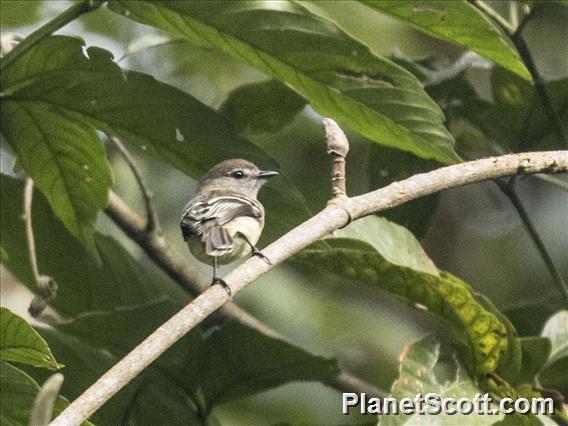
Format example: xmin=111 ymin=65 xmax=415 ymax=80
xmin=514 ymin=337 xmax=552 ymax=386
xmin=183 ymin=321 xmax=339 ymax=409
xmin=108 ymin=0 xmax=460 ymax=164
xmin=294 ymin=216 xmax=511 ymax=378
xmin=1 ymin=102 xmax=112 ymax=257
xmin=1 ymin=35 xmax=313 ymax=242
xmin=0 ymin=362 xmax=92 ymax=426
xmin=220 ymin=80 xmax=306 ymax=134
xmin=0 ymin=308 xmax=62 ymax=370
xmin=539 ymin=310 xmax=568 ymax=389
xmin=382 ymin=335 xmax=503 ymax=425
xmin=359 ymin=1 xmax=531 ymax=81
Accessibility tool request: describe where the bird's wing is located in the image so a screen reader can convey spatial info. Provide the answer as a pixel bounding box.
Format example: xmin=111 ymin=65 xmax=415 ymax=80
xmin=180 ymin=195 xmax=263 ymax=241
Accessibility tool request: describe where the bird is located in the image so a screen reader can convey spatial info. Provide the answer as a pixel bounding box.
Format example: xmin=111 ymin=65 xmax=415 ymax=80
xmin=180 ymin=159 xmax=278 ymax=294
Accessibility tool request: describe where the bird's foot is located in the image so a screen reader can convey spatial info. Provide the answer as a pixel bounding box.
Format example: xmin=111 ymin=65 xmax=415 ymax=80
xmin=211 ymin=277 xmax=232 ymax=296
xmin=251 ymin=249 xmax=271 ymax=265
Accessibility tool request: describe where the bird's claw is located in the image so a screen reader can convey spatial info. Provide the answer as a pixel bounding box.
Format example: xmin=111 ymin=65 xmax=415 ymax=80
xmin=251 ymin=249 xmax=271 ymax=265
xmin=212 ymin=277 xmax=232 ymax=296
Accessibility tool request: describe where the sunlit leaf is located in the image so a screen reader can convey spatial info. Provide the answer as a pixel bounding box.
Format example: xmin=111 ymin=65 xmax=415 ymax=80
xmin=294 ymin=216 xmax=512 ymax=378
xmin=108 ymin=0 xmax=460 ymax=164
xmin=360 ymin=1 xmax=531 ymax=81
xmin=0 ymin=308 xmax=62 ymax=371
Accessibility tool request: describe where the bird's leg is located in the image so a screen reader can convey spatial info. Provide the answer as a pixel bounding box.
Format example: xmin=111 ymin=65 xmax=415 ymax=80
xmin=243 ymin=237 xmax=271 ymax=265
xmin=211 ymin=256 xmax=231 ymax=296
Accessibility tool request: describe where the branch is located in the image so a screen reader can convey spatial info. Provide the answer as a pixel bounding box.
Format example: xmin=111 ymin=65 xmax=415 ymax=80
xmin=51 ymin=149 xmax=568 ymax=426
xmin=0 ymin=0 xmax=104 ymax=72
xmin=23 ymin=179 xmax=57 ymax=317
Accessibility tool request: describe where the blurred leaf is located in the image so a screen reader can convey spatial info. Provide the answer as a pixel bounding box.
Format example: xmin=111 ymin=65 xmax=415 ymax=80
xmin=359 ymin=1 xmax=531 ymax=81
xmin=539 ymin=310 xmax=568 ymax=390
xmin=220 ymin=80 xmax=306 ymax=134
xmin=446 ymin=69 xmax=567 ymax=153
xmin=294 ymin=216 xmax=512 ymax=378
xmin=0 ymin=362 xmax=92 ymax=426
xmin=512 ymin=337 xmax=551 ymax=386
xmin=0 ymin=308 xmax=62 ymax=371
xmin=29 ymin=373 xmax=64 ymax=426
xmin=182 ymin=321 xmax=339 ymax=409
xmin=108 ymin=0 xmax=460 ymax=164
xmin=0 ymin=1 xmax=42 ymax=27
xmin=382 ymin=335 xmax=502 ymax=425
xmin=504 ymin=301 xmax=563 ymax=337
xmin=0 ymin=174 xmax=187 ymax=317
xmin=368 ymin=144 xmax=440 ymax=237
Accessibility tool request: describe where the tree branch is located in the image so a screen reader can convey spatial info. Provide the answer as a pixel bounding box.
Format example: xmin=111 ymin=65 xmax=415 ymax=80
xmin=51 ymin=149 xmax=568 ymax=426
xmin=0 ymin=0 xmax=104 ymax=72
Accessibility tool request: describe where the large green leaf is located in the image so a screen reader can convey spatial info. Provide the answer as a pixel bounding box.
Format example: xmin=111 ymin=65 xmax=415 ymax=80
xmin=0 ymin=35 xmax=312 ymax=244
xmin=359 ymin=1 xmax=531 ymax=81
xmin=294 ymin=216 xmax=513 ymax=378
xmin=381 ymin=335 xmax=503 ymax=425
xmin=0 ymin=362 xmax=92 ymax=426
xmin=0 ymin=308 xmax=62 ymax=370
xmin=108 ymin=0 xmax=460 ymax=164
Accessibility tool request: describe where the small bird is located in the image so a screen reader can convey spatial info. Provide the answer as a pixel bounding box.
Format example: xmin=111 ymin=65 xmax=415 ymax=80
xmin=180 ymin=159 xmax=278 ymax=294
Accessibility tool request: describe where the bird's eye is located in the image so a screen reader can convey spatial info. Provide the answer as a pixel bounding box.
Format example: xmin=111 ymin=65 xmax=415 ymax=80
xmin=231 ymin=170 xmax=245 ymax=179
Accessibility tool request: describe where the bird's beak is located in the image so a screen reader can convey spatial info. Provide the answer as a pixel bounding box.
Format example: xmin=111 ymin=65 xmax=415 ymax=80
xmin=257 ymin=170 xmax=279 ymax=179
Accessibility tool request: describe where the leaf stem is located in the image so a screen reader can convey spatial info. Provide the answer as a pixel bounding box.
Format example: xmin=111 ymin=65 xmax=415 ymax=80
xmin=0 ymin=0 xmax=104 ymax=73
xmin=23 ymin=179 xmax=58 ymax=317
xmin=496 ymin=178 xmax=568 ymax=303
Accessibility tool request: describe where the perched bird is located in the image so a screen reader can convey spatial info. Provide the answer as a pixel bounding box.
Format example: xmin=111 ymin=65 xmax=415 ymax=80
xmin=180 ymin=159 xmax=278 ymax=294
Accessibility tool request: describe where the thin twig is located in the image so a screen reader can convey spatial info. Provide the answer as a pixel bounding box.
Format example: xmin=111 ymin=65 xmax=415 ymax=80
xmin=0 ymin=0 xmax=104 ymax=72
xmin=496 ymin=177 xmax=568 ymax=303
xmin=109 ymin=136 xmax=158 ymax=233
xmin=23 ymin=179 xmax=57 ymax=317
xmin=50 ymin=150 xmax=568 ymax=426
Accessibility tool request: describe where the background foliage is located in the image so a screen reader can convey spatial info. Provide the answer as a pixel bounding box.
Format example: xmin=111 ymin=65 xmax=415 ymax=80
xmin=1 ymin=1 xmax=567 ymax=424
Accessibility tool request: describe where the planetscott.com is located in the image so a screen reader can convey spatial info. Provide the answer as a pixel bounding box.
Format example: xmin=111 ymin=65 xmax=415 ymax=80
xmin=342 ymin=392 xmax=554 ymax=416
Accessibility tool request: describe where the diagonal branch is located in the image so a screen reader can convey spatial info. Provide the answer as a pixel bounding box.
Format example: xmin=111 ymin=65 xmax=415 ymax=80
xmin=51 ymin=149 xmax=568 ymax=426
